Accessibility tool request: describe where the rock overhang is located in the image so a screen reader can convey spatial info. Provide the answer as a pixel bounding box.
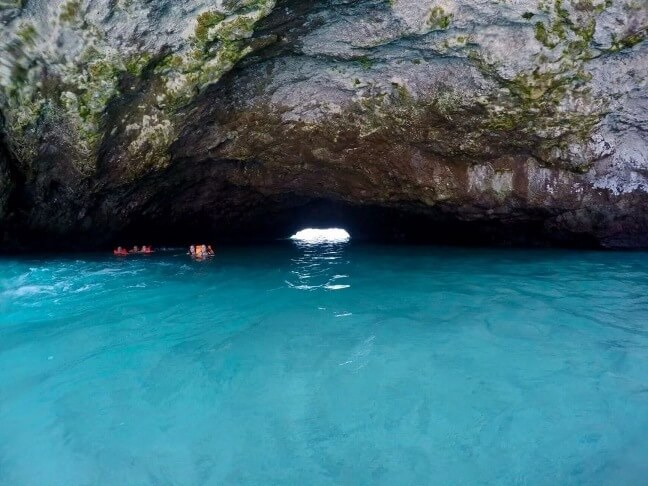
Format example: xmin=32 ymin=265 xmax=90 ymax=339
xmin=0 ymin=0 xmax=646 ymax=250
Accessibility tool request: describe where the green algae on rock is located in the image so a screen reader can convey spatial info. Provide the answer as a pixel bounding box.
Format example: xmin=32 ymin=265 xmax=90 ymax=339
xmin=0 ymin=0 xmax=276 ymax=176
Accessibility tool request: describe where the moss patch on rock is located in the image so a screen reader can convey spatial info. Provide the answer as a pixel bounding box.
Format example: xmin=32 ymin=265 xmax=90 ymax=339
xmin=468 ymin=0 xmax=615 ymax=171
xmin=427 ymin=6 xmax=453 ymax=30
xmin=0 ymin=0 xmax=277 ymax=178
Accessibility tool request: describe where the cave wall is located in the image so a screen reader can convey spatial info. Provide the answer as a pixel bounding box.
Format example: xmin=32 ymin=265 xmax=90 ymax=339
xmin=0 ymin=0 xmax=647 ymax=249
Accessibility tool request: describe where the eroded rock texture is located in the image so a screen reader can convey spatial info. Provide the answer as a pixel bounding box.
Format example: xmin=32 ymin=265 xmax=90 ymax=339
xmin=0 ymin=0 xmax=647 ymax=248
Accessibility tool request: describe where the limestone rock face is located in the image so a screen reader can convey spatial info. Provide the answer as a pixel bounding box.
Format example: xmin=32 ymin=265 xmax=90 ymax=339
xmin=0 ymin=0 xmax=647 ymax=248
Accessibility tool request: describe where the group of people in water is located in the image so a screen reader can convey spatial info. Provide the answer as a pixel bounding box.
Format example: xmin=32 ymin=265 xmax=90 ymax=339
xmin=188 ymin=244 xmax=215 ymax=259
xmin=112 ymin=244 xmax=215 ymax=259
xmin=113 ymin=245 xmax=154 ymax=256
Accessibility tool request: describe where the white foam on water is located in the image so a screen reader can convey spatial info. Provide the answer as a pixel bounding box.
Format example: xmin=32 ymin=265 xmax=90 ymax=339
xmin=2 ymin=285 xmax=55 ymax=298
xmin=73 ymin=284 xmax=101 ymax=293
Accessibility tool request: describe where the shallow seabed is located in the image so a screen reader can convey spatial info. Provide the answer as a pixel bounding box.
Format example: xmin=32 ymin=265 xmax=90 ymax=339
xmin=1 ymin=243 xmax=647 ymax=485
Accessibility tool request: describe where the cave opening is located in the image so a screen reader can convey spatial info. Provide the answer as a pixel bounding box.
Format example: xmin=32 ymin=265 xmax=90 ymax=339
xmin=108 ymin=194 xmax=600 ymax=251
xmin=290 ymin=228 xmax=351 ymax=243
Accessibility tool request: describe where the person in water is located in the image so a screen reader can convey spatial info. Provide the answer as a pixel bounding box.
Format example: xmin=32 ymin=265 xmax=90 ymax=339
xmin=129 ymin=245 xmax=140 ymax=254
xmin=188 ymin=245 xmax=196 ymax=257
xmin=207 ymin=245 xmax=215 ymax=256
xmin=113 ymin=246 xmax=128 ymax=256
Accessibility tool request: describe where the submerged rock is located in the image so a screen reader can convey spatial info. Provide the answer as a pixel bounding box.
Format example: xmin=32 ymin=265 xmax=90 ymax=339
xmin=0 ymin=0 xmax=647 ymax=248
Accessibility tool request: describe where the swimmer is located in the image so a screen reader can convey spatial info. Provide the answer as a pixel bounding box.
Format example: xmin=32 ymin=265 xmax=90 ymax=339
xmin=201 ymin=244 xmax=208 ymax=257
xmin=187 ymin=245 xmax=196 ymax=257
xmin=207 ymin=245 xmax=215 ymax=256
xmin=113 ymin=246 xmax=128 ymax=256
xmin=130 ymin=245 xmax=139 ymax=254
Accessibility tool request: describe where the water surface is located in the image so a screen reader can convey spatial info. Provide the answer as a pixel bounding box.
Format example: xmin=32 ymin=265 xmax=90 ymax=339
xmin=1 ymin=243 xmax=647 ymax=484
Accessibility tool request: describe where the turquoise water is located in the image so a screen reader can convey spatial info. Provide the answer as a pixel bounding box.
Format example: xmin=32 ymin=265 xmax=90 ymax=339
xmin=1 ymin=243 xmax=648 ymax=485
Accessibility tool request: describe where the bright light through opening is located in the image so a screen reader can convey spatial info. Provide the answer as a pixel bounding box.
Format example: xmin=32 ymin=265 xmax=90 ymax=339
xmin=290 ymin=228 xmax=351 ymax=243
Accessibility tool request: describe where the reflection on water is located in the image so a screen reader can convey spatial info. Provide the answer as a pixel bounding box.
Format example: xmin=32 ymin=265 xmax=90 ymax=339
xmin=287 ymin=241 xmax=351 ymax=291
